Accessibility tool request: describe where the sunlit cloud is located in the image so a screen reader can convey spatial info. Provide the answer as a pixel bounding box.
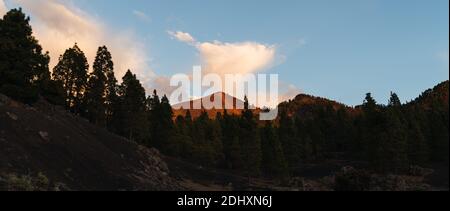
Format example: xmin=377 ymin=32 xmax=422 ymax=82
xmin=0 ymin=0 xmax=7 ymax=15
xmin=4 ymin=0 xmax=154 ymax=86
xmin=198 ymin=41 xmax=276 ymax=75
xmin=168 ymin=30 xmax=300 ymax=106
xmin=169 ymin=30 xmax=276 ymax=75
xmin=168 ymin=30 xmax=196 ymax=44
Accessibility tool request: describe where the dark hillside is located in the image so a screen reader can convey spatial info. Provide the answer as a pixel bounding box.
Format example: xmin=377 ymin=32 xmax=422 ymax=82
xmin=0 ymin=94 xmax=181 ymax=191
xmin=408 ymin=80 xmax=449 ymax=109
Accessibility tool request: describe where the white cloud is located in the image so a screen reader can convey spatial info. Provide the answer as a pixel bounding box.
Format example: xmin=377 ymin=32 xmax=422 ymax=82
xmin=133 ymin=10 xmax=151 ymax=23
xmin=168 ymin=30 xmax=196 ymax=44
xmin=6 ymin=0 xmax=154 ymax=86
xmin=169 ymin=31 xmax=276 ymax=76
xmin=0 ymin=0 xmax=7 ymax=16
xmin=198 ymin=41 xmax=276 ymax=75
xmin=167 ymin=30 xmax=299 ymax=106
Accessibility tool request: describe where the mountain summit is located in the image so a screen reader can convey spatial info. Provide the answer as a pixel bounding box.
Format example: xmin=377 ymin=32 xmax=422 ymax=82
xmin=172 ymin=92 xmax=259 ymax=119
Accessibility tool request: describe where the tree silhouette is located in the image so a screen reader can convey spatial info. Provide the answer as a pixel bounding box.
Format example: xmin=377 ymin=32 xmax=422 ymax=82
xmin=279 ymin=110 xmax=300 ymax=169
xmin=240 ymin=96 xmax=262 ymax=179
xmin=84 ymin=46 xmax=115 ymax=126
xmin=0 ymin=8 xmax=54 ymax=103
xmin=147 ymin=90 xmax=175 ymax=150
xmin=53 ymin=43 xmax=89 ymax=114
xmin=114 ymin=70 xmax=149 ymax=144
xmin=261 ymin=122 xmax=288 ymax=179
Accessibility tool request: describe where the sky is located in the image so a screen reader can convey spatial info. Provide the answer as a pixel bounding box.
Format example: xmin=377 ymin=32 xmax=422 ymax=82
xmin=1 ymin=0 xmax=448 ymax=106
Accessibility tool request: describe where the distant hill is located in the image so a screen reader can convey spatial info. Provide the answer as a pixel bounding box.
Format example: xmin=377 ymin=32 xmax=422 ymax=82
xmin=407 ymin=80 xmax=449 ymax=109
xmin=0 ymin=94 xmax=181 ymax=191
xmin=172 ymin=91 xmax=352 ymax=122
xmin=277 ymin=81 xmax=449 ymax=119
xmin=172 ymin=81 xmax=449 ymax=121
xmin=172 ymin=92 xmax=260 ymax=119
xmin=277 ymin=93 xmax=351 ymax=119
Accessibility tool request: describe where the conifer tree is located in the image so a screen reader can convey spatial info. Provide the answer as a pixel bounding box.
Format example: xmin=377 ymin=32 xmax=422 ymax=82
xmin=384 ymin=109 xmax=408 ymax=172
xmin=0 ymin=8 xmax=55 ymax=103
xmin=385 ymin=92 xmax=409 ymax=171
xmin=261 ymin=122 xmax=289 ymax=178
xmin=115 ymin=70 xmax=149 ymax=144
xmin=170 ymin=115 xmax=194 ymax=158
xmin=405 ymin=111 xmax=429 ymax=165
xmin=84 ymin=46 xmax=114 ymax=126
xmin=388 ymin=92 xmax=402 ymax=107
xmin=362 ymin=93 xmax=386 ymax=171
xmin=240 ymin=96 xmax=262 ymax=178
xmin=147 ymin=90 xmax=174 ymax=151
xmin=220 ymin=110 xmax=243 ymax=169
xmin=279 ymin=110 xmax=300 ymax=169
xmin=53 ymin=43 xmax=89 ymax=114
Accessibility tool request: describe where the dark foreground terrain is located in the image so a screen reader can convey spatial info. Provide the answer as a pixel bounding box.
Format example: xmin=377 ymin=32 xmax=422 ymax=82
xmin=0 ymin=93 xmax=448 ymax=191
xmin=165 ymin=155 xmax=448 ymax=191
xmin=0 ymin=94 xmax=181 ymax=191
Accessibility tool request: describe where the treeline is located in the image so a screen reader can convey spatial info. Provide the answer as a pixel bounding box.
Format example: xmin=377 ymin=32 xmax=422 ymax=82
xmin=277 ymin=90 xmax=449 ymax=174
xmin=164 ymin=88 xmax=448 ymax=178
xmin=1 ymin=9 xmax=448 ymax=180
xmin=0 ymin=8 xmax=172 ymax=147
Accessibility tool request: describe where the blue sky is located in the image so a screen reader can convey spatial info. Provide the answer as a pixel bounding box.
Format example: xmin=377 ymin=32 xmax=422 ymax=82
xmin=2 ymin=0 xmax=449 ymax=105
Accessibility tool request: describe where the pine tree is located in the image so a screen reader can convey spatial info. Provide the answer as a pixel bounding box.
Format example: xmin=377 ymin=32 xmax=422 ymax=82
xmin=405 ymin=111 xmax=429 ymax=165
xmin=148 ymin=89 xmax=160 ymax=110
xmin=170 ymin=115 xmax=194 ymax=158
xmin=190 ymin=111 xmax=214 ymax=166
xmin=279 ymin=110 xmax=300 ymax=169
xmin=384 ymin=92 xmax=408 ymax=172
xmin=384 ymin=108 xmax=408 ymax=172
xmin=428 ymin=109 xmax=449 ymax=162
xmin=335 ymin=108 xmax=356 ymax=153
xmin=388 ymin=92 xmax=402 ymax=107
xmin=0 ymin=8 xmax=53 ymax=103
xmin=362 ymin=93 xmax=386 ymax=171
xmin=53 ymin=43 xmax=89 ymax=114
xmin=240 ymin=96 xmax=262 ymax=178
xmin=115 ymin=70 xmax=149 ymax=144
xmin=363 ymin=93 xmax=378 ymax=113
xmin=261 ymin=122 xmax=289 ymax=178
xmin=105 ymin=57 xmax=118 ymax=130
xmin=219 ymin=110 xmax=243 ymax=169
xmin=84 ymin=46 xmax=113 ymax=126
xmin=159 ymin=94 xmax=175 ymax=151
xmin=211 ymin=117 xmax=225 ymax=165
xmin=147 ymin=90 xmax=174 ymax=151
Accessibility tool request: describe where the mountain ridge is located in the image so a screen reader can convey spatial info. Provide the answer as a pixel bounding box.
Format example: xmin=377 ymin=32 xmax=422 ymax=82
xmin=171 ymin=81 xmax=449 ymax=120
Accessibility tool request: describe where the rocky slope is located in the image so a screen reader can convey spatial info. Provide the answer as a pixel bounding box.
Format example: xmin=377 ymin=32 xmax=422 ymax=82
xmin=0 ymin=94 xmax=181 ymax=191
